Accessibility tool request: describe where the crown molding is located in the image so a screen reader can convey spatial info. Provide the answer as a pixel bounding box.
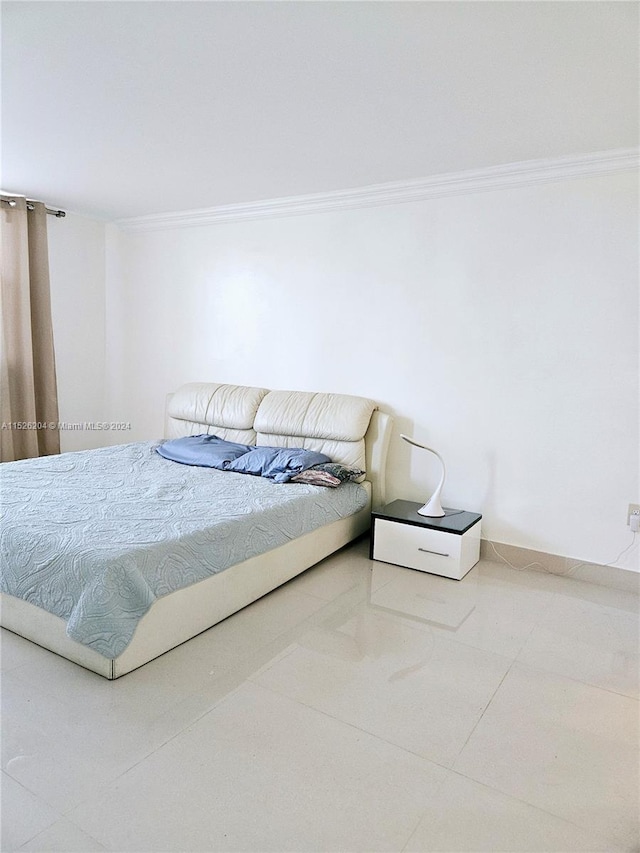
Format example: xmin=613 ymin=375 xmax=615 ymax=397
xmin=116 ymin=148 xmax=639 ymax=232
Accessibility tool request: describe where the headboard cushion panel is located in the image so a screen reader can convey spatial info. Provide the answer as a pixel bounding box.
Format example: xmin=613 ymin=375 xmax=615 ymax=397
xmin=254 ymin=390 xmax=377 ymax=471
xmin=166 ymin=382 xmax=268 ymax=443
xmin=255 ymin=391 xmax=376 ymax=441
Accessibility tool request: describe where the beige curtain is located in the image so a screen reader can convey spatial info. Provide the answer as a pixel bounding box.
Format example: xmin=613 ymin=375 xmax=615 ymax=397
xmin=0 ymin=198 xmax=60 ymax=461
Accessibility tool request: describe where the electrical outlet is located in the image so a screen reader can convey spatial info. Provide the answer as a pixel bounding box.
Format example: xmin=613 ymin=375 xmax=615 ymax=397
xmin=628 ymin=504 xmax=640 ymax=525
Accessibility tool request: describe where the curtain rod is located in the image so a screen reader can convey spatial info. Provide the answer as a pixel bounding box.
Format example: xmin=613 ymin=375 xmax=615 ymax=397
xmin=0 ymin=196 xmax=66 ymax=218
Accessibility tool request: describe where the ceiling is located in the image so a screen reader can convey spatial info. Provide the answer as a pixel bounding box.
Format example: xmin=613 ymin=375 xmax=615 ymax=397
xmin=2 ymin=1 xmax=637 ymax=221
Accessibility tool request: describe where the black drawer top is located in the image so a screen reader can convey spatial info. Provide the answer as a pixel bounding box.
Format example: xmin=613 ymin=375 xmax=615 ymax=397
xmin=373 ymin=499 xmax=482 ymax=535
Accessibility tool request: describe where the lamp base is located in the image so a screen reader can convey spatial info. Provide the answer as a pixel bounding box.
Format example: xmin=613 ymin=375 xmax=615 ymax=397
xmin=416 ymin=495 xmax=445 ymax=517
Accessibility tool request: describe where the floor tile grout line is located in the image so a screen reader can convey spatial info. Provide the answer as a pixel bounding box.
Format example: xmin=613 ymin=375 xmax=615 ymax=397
xmin=450 ymin=656 xmax=517 ymax=769
xmin=290 ymin=567 xmax=366 ymax=603
xmin=398 ymin=769 xmax=452 ymax=853
xmin=244 ymin=643 xmax=299 ymax=682
xmin=441 ymin=766 xmax=627 ymax=851
xmin=16 ymin=815 xmax=108 ymax=853
xmin=364 ymin=601 xmax=522 ymax=666
xmin=224 ymin=581 xmax=369 ymax=674
xmin=0 ymin=656 xmax=38 ymax=677
xmin=3 ymin=664 xmax=263 ymax=818
xmin=249 ymin=679 xmax=456 ymax=773
xmin=507 ymin=658 xmax=640 ymax=703
xmin=511 ymin=592 xmax=640 ymax=701
xmin=52 ymin=682 xmax=255 ymax=819
xmin=447 ymin=660 xmax=639 ymax=849
xmin=448 ymin=764 xmax=637 ymax=851
xmin=390 ymin=616 xmax=529 ymax=667
xmin=1 ymin=771 xmax=61 ymax=851
xmin=62 ymin=678 xmax=455 ymax=852
xmin=508 ymin=593 xmax=553 ymax=664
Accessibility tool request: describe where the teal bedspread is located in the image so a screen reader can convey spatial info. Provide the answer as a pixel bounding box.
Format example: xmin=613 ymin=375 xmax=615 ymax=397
xmin=0 ymin=441 xmax=367 ymax=658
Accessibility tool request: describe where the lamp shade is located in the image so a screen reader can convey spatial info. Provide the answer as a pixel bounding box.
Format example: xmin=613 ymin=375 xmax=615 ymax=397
xmin=400 ymin=433 xmax=446 ymax=517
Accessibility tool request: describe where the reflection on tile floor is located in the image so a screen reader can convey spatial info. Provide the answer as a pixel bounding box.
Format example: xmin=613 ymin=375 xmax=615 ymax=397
xmin=1 ymin=537 xmax=638 ymax=852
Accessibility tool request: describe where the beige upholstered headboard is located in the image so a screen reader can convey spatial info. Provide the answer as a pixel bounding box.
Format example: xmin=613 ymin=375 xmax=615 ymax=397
xmin=165 ymin=382 xmax=392 ymax=509
xmin=165 ymin=382 xmax=268 ymax=444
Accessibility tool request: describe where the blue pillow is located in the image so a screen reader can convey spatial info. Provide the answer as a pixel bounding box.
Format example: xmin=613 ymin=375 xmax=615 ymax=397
xmin=156 ymin=434 xmax=253 ymax=468
xmin=225 ymin=446 xmax=331 ymax=482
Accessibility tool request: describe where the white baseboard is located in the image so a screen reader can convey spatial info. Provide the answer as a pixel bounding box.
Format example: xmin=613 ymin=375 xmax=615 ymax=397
xmin=480 ymin=539 xmax=639 ymax=593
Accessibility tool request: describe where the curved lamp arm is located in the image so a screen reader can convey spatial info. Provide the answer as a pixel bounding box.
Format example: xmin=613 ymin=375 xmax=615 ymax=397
xmin=400 ymin=433 xmax=446 ymax=517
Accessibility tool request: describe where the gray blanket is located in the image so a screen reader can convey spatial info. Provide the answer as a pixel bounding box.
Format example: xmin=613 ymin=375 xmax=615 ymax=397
xmin=0 ymin=441 xmax=367 ymax=658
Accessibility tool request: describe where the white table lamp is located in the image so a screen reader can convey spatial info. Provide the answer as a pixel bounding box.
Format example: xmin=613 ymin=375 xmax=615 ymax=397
xmin=401 ymin=433 xmax=446 ymax=517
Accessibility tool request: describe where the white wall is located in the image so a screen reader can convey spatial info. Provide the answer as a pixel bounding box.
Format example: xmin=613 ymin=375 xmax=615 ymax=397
xmin=48 ymin=212 xmax=107 ymax=451
xmin=104 ymin=171 xmax=638 ymax=570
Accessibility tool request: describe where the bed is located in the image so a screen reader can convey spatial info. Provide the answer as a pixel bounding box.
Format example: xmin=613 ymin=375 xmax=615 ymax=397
xmin=0 ymin=382 xmax=392 ymax=679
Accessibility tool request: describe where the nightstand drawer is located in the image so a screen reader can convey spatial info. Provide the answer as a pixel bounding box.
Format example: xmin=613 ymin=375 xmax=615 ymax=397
xmin=372 ymin=515 xmax=481 ymax=580
xmin=373 ymin=519 xmax=462 ymax=575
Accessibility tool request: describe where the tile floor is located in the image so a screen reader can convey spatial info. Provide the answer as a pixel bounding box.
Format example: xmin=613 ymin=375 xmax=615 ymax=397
xmin=1 ymin=538 xmax=639 ymax=852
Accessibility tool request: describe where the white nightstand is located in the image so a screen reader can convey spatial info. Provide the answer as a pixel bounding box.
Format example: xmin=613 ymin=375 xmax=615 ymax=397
xmin=371 ymin=499 xmax=482 ymax=580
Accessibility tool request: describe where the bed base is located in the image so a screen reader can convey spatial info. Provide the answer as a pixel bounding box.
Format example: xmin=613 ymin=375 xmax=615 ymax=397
xmin=1 ymin=500 xmax=371 ymax=679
